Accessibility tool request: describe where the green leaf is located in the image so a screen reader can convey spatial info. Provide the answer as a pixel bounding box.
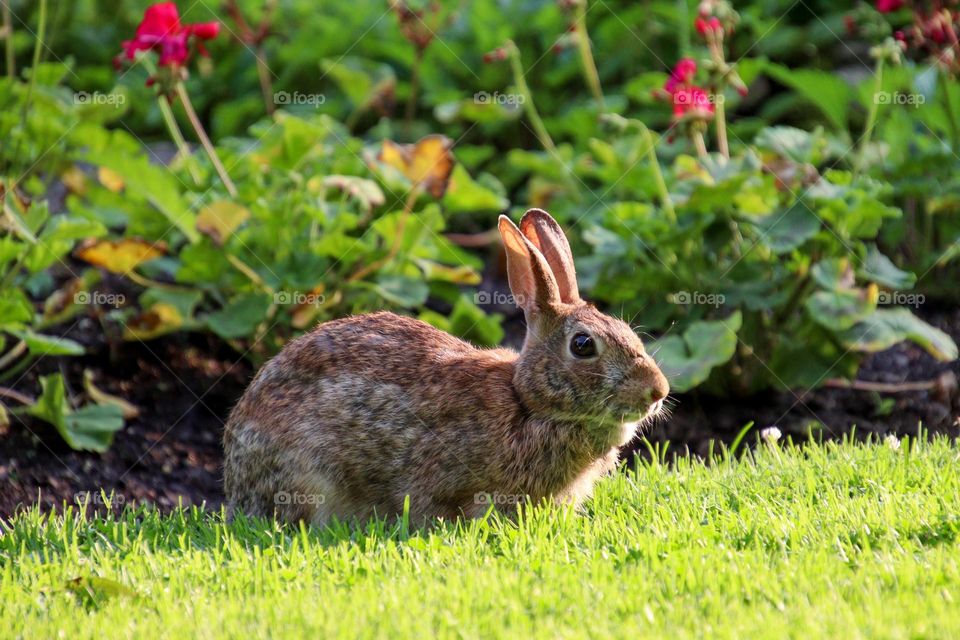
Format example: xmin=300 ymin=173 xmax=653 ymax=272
xmin=750 ymin=201 xmax=821 ymax=253
xmin=838 ymin=308 xmax=958 ymax=362
xmin=806 ymin=289 xmax=876 ymax=331
xmin=370 ymin=275 xmax=429 ymax=308
xmin=205 ymin=293 xmax=272 ymax=340
xmin=651 ymin=312 xmax=742 ymax=392
xmin=858 ymin=245 xmax=916 ymax=289
xmin=0 ymin=288 xmax=35 ymax=330
xmin=763 ymin=63 xmax=852 ymax=131
xmin=320 ymin=57 xmax=395 ymax=109
xmin=27 ymin=374 xmax=124 ymax=452
xmin=442 ymin=165 xmax=509 ymax=214
xmin=10 ymin=329 xmax=85 ymax=356
xmin=83 ymin=150 xmax=199 ymax=243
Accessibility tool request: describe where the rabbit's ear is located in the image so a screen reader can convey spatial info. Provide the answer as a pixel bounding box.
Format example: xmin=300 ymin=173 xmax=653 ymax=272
xmin=519 ymin=208 xmax=580 ymax=304
xmin=498 ymin=215 xmax=560 ymax=313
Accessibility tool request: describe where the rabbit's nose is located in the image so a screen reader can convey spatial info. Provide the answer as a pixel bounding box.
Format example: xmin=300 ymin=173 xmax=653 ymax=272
xmin=648 ymin=368 xmax=669 ymax=403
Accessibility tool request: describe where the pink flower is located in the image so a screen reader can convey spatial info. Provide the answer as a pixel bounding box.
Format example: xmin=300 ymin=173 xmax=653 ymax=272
xmin=120 ymin=2 xmax=220 ymax=67
xmin=664 ymin=58 xmax=697 ymax=94
xmin=876 ymin=0 xmax=904 ymax=13
xmin=673 ymin=87 xmax=714 ymax=118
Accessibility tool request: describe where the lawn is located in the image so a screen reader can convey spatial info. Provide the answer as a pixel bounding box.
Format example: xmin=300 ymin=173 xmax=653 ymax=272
xmin=2 ymin=436 xmax=958 ymax=639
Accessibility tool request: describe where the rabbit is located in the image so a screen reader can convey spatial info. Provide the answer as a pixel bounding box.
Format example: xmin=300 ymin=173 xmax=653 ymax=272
xmin=223 ymin=208 xmax=669 ymax=526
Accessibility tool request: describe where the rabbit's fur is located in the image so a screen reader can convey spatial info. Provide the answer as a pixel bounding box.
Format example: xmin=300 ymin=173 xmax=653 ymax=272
xmin=223 ymin=209 xmax=669 ymax=525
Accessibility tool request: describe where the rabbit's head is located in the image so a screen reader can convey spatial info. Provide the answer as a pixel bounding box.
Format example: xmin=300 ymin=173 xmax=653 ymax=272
xmin=499 ymin=209 xmax=669 ymax=440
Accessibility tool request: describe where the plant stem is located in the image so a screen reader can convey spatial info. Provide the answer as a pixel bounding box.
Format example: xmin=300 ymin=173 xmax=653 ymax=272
xmin=226 ymin=254 xmax=273 ymax=293
xmin=155 ymin=95 xmax=203 ymax=185
xmin=855 ymin=57 xmax=885 ymax=179
xmin=715 ymin=93 xmax=729 ymax=159
xmin=0 ymin=385 xmax=34 ymax=405
xmin=940 ymin=71 xmax=960 ymax=151
xmin=573 ymin=2 xmax=604 ymax=109
xmin=506 ymin=40 xmax=579 ymax=199
xmin=692 ymin=129 xmax=708 ymax=159
xmin=2 ymin=1 xmax=14 ymax=79
xmin=256 ymin=47 xmax=275 ymax=116
xmin=0 ymin=340 xmax=27 ymax=371
xmin=405 ymin=48 xmax=424 ymax=128
xmin=506 ymin=41 xmax=557 ymax=156
xmin=175 ymin=81 xmax=238 ymax=197
xmin=638 ymin=123 xmax=675 ymax=223
xmin=349 ymin=188 xmax=420 ymax=282
xmin=11 ymin=0 xmax=46 ymax=180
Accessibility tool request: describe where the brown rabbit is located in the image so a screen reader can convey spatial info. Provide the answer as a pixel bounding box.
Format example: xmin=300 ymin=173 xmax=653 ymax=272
xmin=223 ymin=208 xmax=669 ymax=525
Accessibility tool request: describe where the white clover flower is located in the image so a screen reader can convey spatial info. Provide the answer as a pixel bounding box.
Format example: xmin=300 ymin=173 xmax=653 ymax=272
xmin=761 ymin=426 xmax=782 ymax=443
xmin=885 ymin=434 xmax=901 ymax=451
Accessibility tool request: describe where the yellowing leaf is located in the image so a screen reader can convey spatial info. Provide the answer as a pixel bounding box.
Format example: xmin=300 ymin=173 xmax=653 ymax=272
xmin=196 ymin=201 xmax=250 ymax=246
xmin=98 ymin=167 xmax=125 ymax=193
xmin=379 ymin=134 xmax=454 ymax=198
xmin=76 ymin=239 xmax=165 ymax=275
xmin=83 ymin=370 xmax=141 ymax=419
xmin=61 ymin=166 xmax=89 ymax=195
xmin=122 ymin=303 xmax=182 ymax=341
xmin=414 ymin=259 xmax=482 ymax=285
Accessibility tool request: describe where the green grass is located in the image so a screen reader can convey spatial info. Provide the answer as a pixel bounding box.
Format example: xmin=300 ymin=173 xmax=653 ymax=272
xmin=2 ymin=437 xmax=959 ymax=639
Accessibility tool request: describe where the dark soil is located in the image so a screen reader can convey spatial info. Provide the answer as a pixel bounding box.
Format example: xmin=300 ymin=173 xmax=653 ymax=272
xmin=637 ymin=310 xmax=960 ymax=459
xmin=2 ymin=303 xmax=958 ymax=518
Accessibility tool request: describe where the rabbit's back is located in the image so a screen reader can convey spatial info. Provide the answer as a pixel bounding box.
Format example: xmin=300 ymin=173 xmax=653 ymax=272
xmin=223 ymin=312 xmax=519 ymax=523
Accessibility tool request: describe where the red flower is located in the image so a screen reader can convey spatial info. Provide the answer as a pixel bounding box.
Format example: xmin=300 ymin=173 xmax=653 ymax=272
xmin=876 ymin=0 xmax=904 ymax=13
xmin=664 ymin=58 xmax=697 ymax=94
xmin=673 ymin=87 xmax=714 ymax=118
xmin=695 ymin=16 xmax=722 ymax=36
xmin=120 ymin=2 xmax=220 ymax=67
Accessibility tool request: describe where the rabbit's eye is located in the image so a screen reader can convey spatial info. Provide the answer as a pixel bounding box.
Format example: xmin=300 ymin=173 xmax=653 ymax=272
xmin=569 ymin=333 xmax=596 ymax=358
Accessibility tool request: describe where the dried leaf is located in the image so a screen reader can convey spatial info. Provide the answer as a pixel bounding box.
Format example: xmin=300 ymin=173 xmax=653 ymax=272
xmin=196 ymin=200 xmax=250 ymax=246
xmin=76 ymin=239 xmax=166 ymax=275
xmin=379 ymin=134 xmax=454 ymax=198
xmin=122 ymin=303 xmax=182 ymax=341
